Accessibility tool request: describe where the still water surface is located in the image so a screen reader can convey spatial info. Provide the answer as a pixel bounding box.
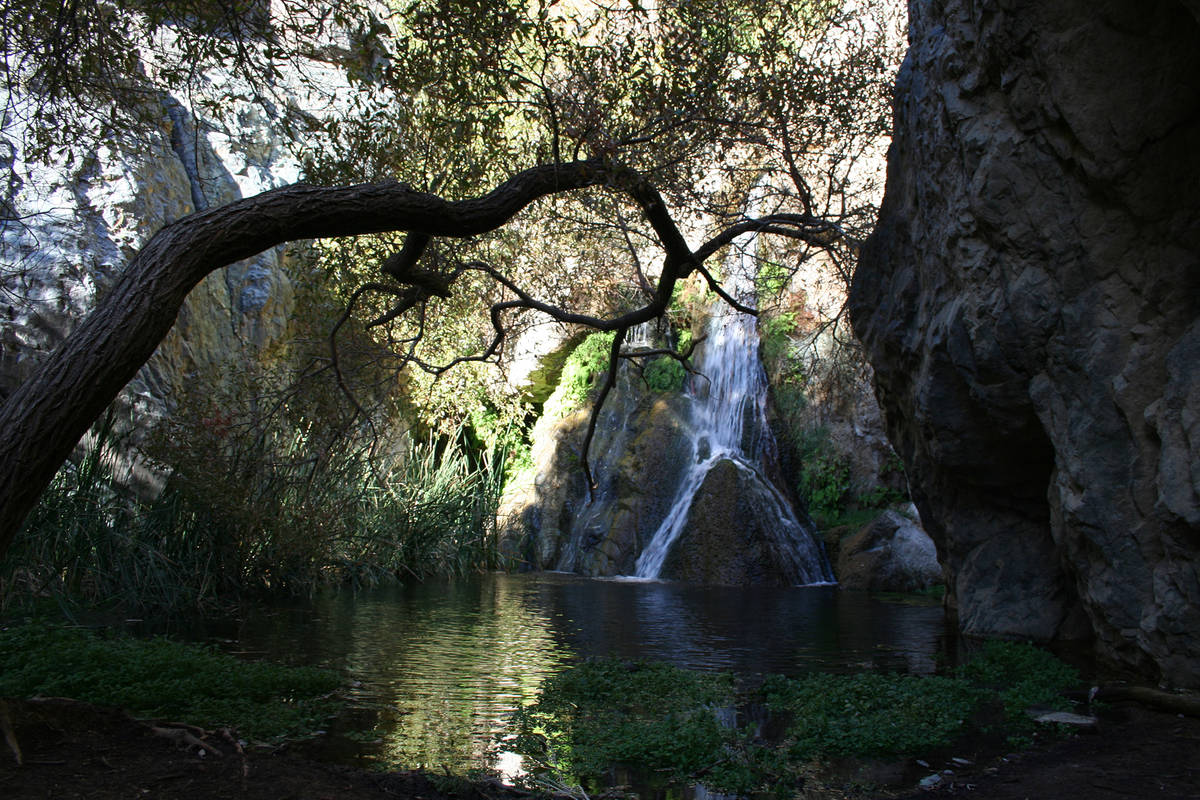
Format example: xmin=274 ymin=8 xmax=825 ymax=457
xmin=218 ymin=573 xmax=951 ymax=774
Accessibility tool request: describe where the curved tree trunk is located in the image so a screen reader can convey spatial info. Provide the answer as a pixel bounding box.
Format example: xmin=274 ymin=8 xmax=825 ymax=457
xmin=0 ymin=160 xmax=631 ymax=554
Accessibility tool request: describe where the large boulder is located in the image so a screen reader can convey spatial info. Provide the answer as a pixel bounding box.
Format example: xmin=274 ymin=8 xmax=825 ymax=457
xmin=851 ymin=0 xmax=1200 ymax=685
xmin=837 ymin=510 xmax=942 ymax=593
xmin=660 ymin=458 xmax=826 ymax=585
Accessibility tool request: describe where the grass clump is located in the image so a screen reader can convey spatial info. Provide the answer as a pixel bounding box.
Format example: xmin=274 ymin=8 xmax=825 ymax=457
xmin=1 ymin=420 xmax=507 ymax=617
xmin=556 ymin=332 xmax=616 ymax=412
xmin=956 ymin=639 xmax=1079 ymax=743
xmin=642 ymin=355 xmax=686 ymax=393
xmin=0 ymin=621 xmax=341 ymax=741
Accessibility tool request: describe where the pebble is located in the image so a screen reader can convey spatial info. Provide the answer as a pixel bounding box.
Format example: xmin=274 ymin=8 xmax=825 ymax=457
xmin=919 ymin=774 xmax=944 ymax=791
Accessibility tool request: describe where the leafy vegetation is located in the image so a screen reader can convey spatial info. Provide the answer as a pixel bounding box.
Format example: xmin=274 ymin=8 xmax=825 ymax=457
xmin=641 ymin=355 xmax=687 ymax=393
xmin=763 ymin=672 xmax=977 ymax=758
xmin=510 ymin=643 xmax=1083 ymax=796
xmin=1 ymin=406 xmax=508 ymax=616
xmin=0 ymin=621 xmax=341 ymax=741
xmin=554 ymin=332 xmax=616 ymax=414
xmin=956 ymin=639 xmax=1080 ymax=741
xmin=789 ymin=426 xmax=908 ymax=530
xmin=510 ymin=660 xmax=747 ymax=793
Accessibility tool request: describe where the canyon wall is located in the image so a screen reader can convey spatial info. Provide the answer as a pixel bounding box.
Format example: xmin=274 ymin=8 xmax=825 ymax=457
xmin=851 ymin=0 xmax=1200 ymax=685
xmin=0 ymin=65 xmax=336 ymax=491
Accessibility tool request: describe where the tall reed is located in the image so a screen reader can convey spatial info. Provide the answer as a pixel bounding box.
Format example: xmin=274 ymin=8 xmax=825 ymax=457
xmin=0 ymin=411 xmax=511 ymax=618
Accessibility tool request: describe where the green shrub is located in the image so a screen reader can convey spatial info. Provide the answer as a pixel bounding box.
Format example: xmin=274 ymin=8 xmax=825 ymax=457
xmin=510 ymin=660 xmax=746 ymax=792
xmin=511 ymin=645 xmax=1082 ymax=795
xmin=0 ymin=621 xmax=341 ymax=741
xmin=760 ymin=311 xmax=799 ymax=365
xmin=642 ymin=355 xmax=686 ymax=392
xmin=2 ymin=418 xmax=507 ymax=616
xmin=956 ymin=639 xmax=1079 ymax=739
xmin=556 ymin=331 xmax=616 ymax=411
xmin=796 ymin=428 xmax=852 ymax=525
xmin=755 ymin=258 xmax=791 ymax=299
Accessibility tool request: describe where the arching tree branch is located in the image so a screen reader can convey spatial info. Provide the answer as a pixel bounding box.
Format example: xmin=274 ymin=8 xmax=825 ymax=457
xmin=0 ymin=154 xmax=825 ymax=553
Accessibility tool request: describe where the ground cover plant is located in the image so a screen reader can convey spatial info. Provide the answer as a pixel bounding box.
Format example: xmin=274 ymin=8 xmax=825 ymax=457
xmin=0 ymin=621 xmax=342 ymax=742
xmin=509 ymin=642 xmax=1084 ymax=796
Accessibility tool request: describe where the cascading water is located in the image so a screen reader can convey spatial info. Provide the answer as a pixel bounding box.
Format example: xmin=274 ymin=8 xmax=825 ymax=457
xmin=632 ymin=202 xmax=833 ymax=584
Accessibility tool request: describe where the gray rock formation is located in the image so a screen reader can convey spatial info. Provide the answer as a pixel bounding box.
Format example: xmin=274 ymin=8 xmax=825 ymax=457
xmin=851 ymin=0 xmax=1200 ymax=685
xmin=498 ymin=360 xmax=695 ymax=575
xmin=836 ymin=510 xmax=941 ymax=593
xmin=1 ymin=71 xmax=325 ymax=491
xmin=660 ymin=458 xmax=822 ymax=585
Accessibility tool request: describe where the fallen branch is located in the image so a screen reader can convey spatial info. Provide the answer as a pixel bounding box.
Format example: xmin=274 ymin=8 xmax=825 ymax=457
xmin=150 ymin=723 xmax=224 ymax=757
xmin=1 ymin=699 xmax=21 ymax=766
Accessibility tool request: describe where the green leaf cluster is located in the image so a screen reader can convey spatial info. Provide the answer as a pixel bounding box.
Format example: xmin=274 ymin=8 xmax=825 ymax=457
xmin=0 ymin=622 xmax=341 ymax=741
xmin=796 ymin=427 xmax=852 ymax=524
xmin=555 ymin=331 xmax=616 ymax=413
xmin=956 ymin=639 xmax=1080 ymax=729
xmin=642 ymin=355 xmax=686 ymax=393
xmin=762 ymin=672 xmax=976 ymax=758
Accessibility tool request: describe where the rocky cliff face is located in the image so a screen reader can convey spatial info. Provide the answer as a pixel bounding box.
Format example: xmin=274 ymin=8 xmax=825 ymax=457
xmin=851 ymin=0 xmax=1200 ymax=685
xmin=1 ymin=78 xmax=315 ymax=489
xmin=498 ymin=348 xmax=696 ymax=575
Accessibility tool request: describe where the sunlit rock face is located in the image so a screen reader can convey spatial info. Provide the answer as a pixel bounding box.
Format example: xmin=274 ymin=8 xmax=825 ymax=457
xmin=497 ymin=362 xmax=695 ymax=576
xmin=851 ymin=0 xmax=1200 ymax=685
xmin=1 ymin=75 xmax=309 ymax=490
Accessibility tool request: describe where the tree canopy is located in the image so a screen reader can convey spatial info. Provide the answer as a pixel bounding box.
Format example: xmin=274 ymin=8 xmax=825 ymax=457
xmin=0 ymin=0 xmax=903 ymax=554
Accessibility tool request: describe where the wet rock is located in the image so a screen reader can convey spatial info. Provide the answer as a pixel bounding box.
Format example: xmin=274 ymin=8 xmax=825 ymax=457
xmin=659 ymin=459 xmax=805 ymax=585
xmin=836 ymin=510 xmax=942 ymax=592
xmin=851 ymin=0 xmax=1200 ymax=685
xmin=918 ymin=774 xmax=943 ymax=791
xmin=1030 ymin=711 xmax=1099 ymax=728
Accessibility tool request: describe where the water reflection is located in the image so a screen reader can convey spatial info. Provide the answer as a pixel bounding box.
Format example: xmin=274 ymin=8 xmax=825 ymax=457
xmin=227 ymin=573 xmax=950 ymax=773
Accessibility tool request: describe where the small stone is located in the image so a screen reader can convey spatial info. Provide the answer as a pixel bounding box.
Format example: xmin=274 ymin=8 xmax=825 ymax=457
xmin=916 ymin=759 xmax=930 ymax=768
xmin=919 ymin=774 xmax=944 ymax=791
xmin=951 ymin=757 xmax=972 ymax=766
xmin=1031 ymin=711 xmax=1098 ymax=727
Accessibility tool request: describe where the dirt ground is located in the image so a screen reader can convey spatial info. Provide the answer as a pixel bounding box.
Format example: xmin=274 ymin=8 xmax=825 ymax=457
xmin=891 ymin=700 xmax=1200 ymax=800
xmin=2 ymin=697 xmax=1198 ymax=800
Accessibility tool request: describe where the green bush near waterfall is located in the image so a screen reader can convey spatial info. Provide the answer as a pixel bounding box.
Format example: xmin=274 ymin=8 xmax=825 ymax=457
xmin=556 ymin=331 xmax=617 ymax=412
xmin=642 ymin=355 xmax=687 ymax=392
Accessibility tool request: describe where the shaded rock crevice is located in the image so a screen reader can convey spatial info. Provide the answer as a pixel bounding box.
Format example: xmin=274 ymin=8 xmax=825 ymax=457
xmin=852 ymin=0 xmax=1200 ymax=684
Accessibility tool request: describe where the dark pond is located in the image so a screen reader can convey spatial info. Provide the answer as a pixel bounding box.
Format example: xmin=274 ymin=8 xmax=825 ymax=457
xmin=213 ymin=572 xmax=952 ymax=776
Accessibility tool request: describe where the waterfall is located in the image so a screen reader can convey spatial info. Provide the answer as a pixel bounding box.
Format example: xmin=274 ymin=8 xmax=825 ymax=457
xmin=632 ymin=197 xmax=833 ymax=584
